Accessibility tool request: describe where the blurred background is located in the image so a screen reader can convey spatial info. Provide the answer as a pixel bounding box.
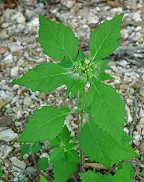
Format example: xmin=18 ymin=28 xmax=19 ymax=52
xmin=0 ymin=0 xmax=144 ymax=181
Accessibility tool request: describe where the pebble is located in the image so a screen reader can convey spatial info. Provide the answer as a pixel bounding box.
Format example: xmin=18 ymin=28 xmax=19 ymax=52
xmin=0 ymin=128 xmax=18 ymax=142
xmin=11 ymin=12 xmax=26 ymax=24
xmin=8 ymin=43 xmax=23 ymax=53
xmin=0 ymin=145 xmax=12 ymax=159
xmin=11 ymin=67 xmax=19 ymax=77
xmin=0 ymin=30 xmax=9 ymax=39
xmin=0 ymin=115 xmax=14 ymax=127
xmin=24 ymin=97 xmax=33 ymax=107
xmin=3 ymin=54 xmax=13 ymax=64
xmin=11 ymin=157 xmax=26 ymax=173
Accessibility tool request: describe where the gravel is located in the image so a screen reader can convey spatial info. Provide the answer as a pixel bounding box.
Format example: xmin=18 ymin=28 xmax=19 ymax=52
xmin=0 ymin=0 xmax=144 ymax=181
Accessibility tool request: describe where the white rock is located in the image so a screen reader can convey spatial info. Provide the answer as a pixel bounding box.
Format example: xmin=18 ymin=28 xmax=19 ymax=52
xmin=0 ymin=145 xmax=12 ymax=159
xmin=14 ymin=122 xmax=21 ymax=127
xmin=11 ymin=67 xmax=19 ymax=77
xmin=17 ymin=111 xmax=22 ymax=119
xmin=132 ymin=12 xmax=141 ymax=22
xmin=88 ymin=15 xmax=99 ymax=24
xmin=24 ymin=97 xmax=33 ymax=107
xmin=11 ymin=12 xmax=26 ymax=24
xmin=3 ymin=54 xmax=13 ymax=64
xmin=28 ymin=17 xmax=39 ymax=29
xmin=8 ymin=43 xmax=23 ymax=52
xmin=0 ymin=128 xmax=18 ymax=142
xmin=39 ymin=153 xmax=49 ymax=159
xmin=11 ymin=157 xmax=26 ymax=173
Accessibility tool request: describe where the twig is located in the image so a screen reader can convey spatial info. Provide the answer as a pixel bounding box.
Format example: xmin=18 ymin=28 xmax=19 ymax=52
xmin=108 ymin=160 xmax=126 ymax=173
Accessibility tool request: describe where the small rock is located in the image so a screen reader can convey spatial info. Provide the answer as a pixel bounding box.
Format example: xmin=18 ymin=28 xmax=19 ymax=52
xmin=24 ymin=97 xmax=33 ymax=107
xmin=139 ymin=142 xmax=144 ymax=152
xmin=118 ymin=60 xmax=128 ymax=67
xmin=11 ymin=67 xmax=19 ymax=77
xmin=132 ymin=12 xmax=142 ymax=22
xmin=11 ymin=12 xmax=26 ymax=24
xmin=0 ymin=46 xmax=8 ymax=56
xmin=26 ymin=167 xmax=37 ymax=180
xmin=11 ymin=157 xmax=26 ymax=173
xmin=14 ymin=121 xmax=21 ymax=127
xmin=0 ymin=115 xmax=13 ymax=127
xmin=3 ymin=54 xmax=13 ymax=64
xmin=0 ymin=145 xmax=12 ymax=159
xmin=0 ymin=128 xmax=18 ymax=142
xmin=0 ymin=30 xmax=9 ymax=39
xmin=8 ymin=43 xmax=23 ymax=52
xmin=140 ymin=87 xmax=144 ymax=97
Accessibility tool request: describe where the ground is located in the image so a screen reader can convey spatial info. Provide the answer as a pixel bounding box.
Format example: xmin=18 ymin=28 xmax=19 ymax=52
xmin=0 ymin=0 xmax=144 ymax=181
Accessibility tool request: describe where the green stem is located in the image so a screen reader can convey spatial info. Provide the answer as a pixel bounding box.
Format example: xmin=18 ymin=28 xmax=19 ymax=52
xmin=80 ymin=88 xmax=86 ymax=168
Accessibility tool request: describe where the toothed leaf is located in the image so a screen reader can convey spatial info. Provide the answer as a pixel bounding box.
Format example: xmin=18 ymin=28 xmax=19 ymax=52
xmin=86 ymin=79 xmax=125 ymax=142
xmin=18 ymin=106 xmax=71 ymax=142
xmin=12 ymin=62 xmax=85 ymax=98
xmin=90 ymin=13 xmax=124 ymax=60
xmin=38 ymin=15 xmax=78 ymax=66
xmin=38 ymin=157 xmax=48 ymax=171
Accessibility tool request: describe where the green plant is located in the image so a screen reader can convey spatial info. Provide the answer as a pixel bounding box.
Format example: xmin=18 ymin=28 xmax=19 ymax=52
xmin=12 ymin=13 xmax=139 ymax=181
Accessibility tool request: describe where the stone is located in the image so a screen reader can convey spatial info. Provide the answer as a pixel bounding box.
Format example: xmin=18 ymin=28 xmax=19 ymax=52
xmin=26 ymin=167 xmax=37 ymax=180
xmin=11 ymin=67 xmax=19 ymax=77
xmin=3 ymin=54 xmax=13 ymax=64
xmin=11 ymin=157 xmax=26 ymax=173
xmin=0 ymin=46 xmax=8 ymax=56
xmin=14 ymin=121 xmax=21 ymax=127
xmin=11 ymin=12 xmax=26 ymax=24
xmin=140 ymin=87 xmax=144 ymax=97
xmin=0 ymin=128 xmax=18 ymax=142
xmin=0 ymin=115 xmax=13 ymax=127
xmin=8 ymin=43 xmax=23 ymax=52
xmin=24 ymin=97 xmax=33 ymax=107
xmin=0 ymin=145 xmax=12 ymax=159
xmin=132 ymin=12 xmax=142 ymax=22
xmin=0 ymin=30 xmax=9 ymax=39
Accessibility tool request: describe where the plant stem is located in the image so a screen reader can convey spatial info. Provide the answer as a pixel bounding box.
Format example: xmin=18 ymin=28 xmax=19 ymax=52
xmin=80 ymin=88 xmax=86 ymax=169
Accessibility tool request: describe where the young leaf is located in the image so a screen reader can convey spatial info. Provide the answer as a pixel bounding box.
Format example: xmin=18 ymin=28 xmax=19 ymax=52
xmin=50 ymin=126 xmax=79 ymax=182
xmin=38 ymin=157 xmax=48 ymax=171
xmin=20 ymin=144 xmax=31 ymax=156
xmin=51 ymin=150 xmax=79 ymax=182
xmin=95 ymin=60 xmax=112 ymax=70
xmin=0 ymin=164 xmax=2 ymax=179
xmin=38 ymin=15 xmax=78 ymax=65
xmin=90 ymin=13 xmax=124 ymax=61
xmin=12 ymin=62 xmax=85 ymax=98
xmin=96 ymin=71 xmax=114 ymax=81
xmin=86 ymin=79 xmax=125 ymax=142
xmin=30 ymin=143 xmax=42 ymax=153
xmin=18 ymin=106 xmax=71 ymax=142
xmin=40 ymin=175 xmax=48 ymax=182
xmin=80 ymin=120 xmax=138 ymax=168
xmin=80 ymin=163 xmax=134 ymax=182
xmin=141 ymin=170 xmax=144 ymax=177
xmin=80 ymin=171 xmax=102 ymax=182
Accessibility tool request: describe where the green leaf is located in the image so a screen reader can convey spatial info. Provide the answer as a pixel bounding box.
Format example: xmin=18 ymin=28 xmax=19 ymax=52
xmin=80 ymin=171 xmax=102 ymax=182
xmin=50 ymin=148 xmax=65 ymax=163
xmin=80 ymin=120 xmax=138 ymax=168
xmin=80 ymin=163 xmax=135 ymax=182
xmin=50 ymin=126 xmax=79 ymax=182
xmin=38 ymin=15 xmax=78 ymax=65
xmin=18 ymin=106 xmax=71 ymax=142
xmin=95 ymin=60 xmax=112 ymax=70
xmin=51 ymin=150 xmax=79 ymax=182
xmin=96 ymin=71 xmax=114 ymax=81
xmin=0 ymin=164 xmax=2 ymax=179
xmin=90 ymin=13 xmax=124 ymax=60
xmin=103 ymin=163 xmax=135 ymax=182
xmin=30 ymin=143 xmax=42 ymax=153
xmin=40 ymin=175 xmax=48 ymax=182
xmin=12 ymin=62 xmax=85 ymax=98
xmin=80 ymin=120 xmax=113 ymax=168
xmin=141 ymin=170 xmax=144 ymax=177
xmin=38 ymin=157 xmax=48 ymax=171
xmin=20 ymin=144 xmax=31 ymax=156
xmin=86 ymin=79 xmax=125 ymax=142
